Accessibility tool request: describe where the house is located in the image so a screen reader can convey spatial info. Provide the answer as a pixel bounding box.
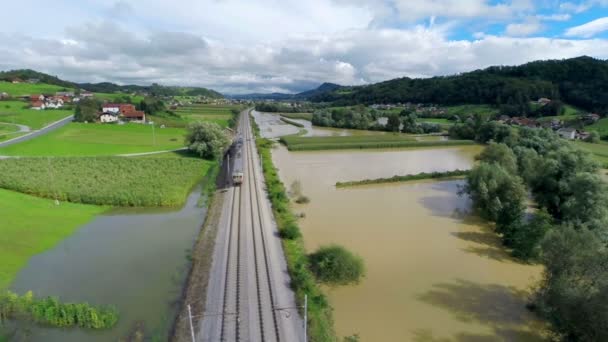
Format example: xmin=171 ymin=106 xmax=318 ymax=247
xmin=576 ymin=130 xmax=592 ymax=140
xmin=581 ymin=113 xmax=601 ymax=124
xmin=11 ymin=78 xmax=23 ymax=84
xmin=508 ymin=117 xmax=540 ymax=128
xmin=102 ymin=103 xmax=121 ymax=114
xmin=541 ymin=119 xmax=563 ymax=130
xmin=0 ymin=92 xmax=9 ymax=99
xmin=56 ymin=91 xmax=75 ymax=97
xmin=537 ymin=98 xmax=551 ymax=105
xmin=80 ymin=91 xmax=94 ymax=98
xmin=45 ymin=97 xmax=64 ymax=109
xmin=30 ymin=94 xmax=45 ymax=101
xmin=99 ymin=112 xmax=119 ymax=123
xmin=27 ymin=78 xmax=40 ymax=84
xmin=30 ymin=100 xmax=45 ymax=110
xmin=557 ymin=127 xmax=577 ymax=140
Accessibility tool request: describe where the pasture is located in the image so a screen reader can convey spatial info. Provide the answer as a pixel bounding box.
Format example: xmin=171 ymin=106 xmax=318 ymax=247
xmin=0 ymin=157 xmax=213 ymax=206
xmin=0 ymin=100 xmax=73 ymax=129
xmin=173 ymin=104 xmax=240 ymax=127
xmin=585 ymin=118 xmax=608 ymax=138
xmin=0 ymin=82 xmax=73 ymax=96
xmin=0 ymin=188 xmax=106 ymax=289
xmin=572 ymin=140 xmax=608 ymax=167
xmin=280 ymin=134 xmax=475 ymax=150
xmin=94 ymin=92 xmax=145 ymax=104
xmin=0 ymin=123 xmax=186 ymax=156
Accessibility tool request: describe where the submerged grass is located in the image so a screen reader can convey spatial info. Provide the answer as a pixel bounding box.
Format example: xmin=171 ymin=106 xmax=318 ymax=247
xmin=0 ymin=291 xmax=118 ymax=329
xmin=0 ymin=157 xmax=213 ymax=206
xmin=280 ymin=113 xmax=313 ymax=121
xmin=336 ymin=169 xmax=470 ymax=187
xmin=280 ymin=117 xmax=305 ymax=128
xmin=281 ymin=134 xmax=475 ymax=151
xmin=252 ymin=115 xmax=335 ymax=341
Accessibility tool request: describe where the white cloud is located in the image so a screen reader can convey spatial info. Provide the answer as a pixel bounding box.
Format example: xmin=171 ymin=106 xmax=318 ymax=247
xmin=565 ymin=17 xmax=608 ymax=38
xmin=505 ymin=19 xmax=543 ymax=36
xmin=537 ymin=13 xmax=571 ymax=21
xmin=390 ymin=0 xmax=533 ymax=21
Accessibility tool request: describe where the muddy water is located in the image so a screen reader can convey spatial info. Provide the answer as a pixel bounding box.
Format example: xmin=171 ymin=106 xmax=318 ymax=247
xmin=271 ymin=145 xmax=546 ymax=341
xmin=7 ymin=188 xmax=207 ymax=341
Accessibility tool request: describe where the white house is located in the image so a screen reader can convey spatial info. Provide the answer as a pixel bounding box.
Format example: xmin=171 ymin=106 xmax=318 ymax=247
xmin=557 ymin=127 xmax=577 ymax=140
xmin=99 ymin=112 xmax=119 ymax=123
xmin=102 ymin=104 xmax=121 ymax=114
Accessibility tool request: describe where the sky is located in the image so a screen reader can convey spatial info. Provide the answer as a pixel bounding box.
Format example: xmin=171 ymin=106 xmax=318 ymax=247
xmin=1 ymin=1 xmax=608 ymax=94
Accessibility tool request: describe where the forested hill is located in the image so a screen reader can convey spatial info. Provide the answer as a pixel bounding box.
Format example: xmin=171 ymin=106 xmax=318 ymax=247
xmin=311 ymin=56 xmax=608 ymax=113
xmin=0 ymin=69 xmax=223 ymax=98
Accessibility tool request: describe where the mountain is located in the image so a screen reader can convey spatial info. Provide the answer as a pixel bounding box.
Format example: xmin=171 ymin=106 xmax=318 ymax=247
xmin=311 ymin=56 xmax=608 ymax=114
xmin=229 ymin=82 xmax=343 ymax=100
xmin=0 ymin=69 xmax=223 ymax=99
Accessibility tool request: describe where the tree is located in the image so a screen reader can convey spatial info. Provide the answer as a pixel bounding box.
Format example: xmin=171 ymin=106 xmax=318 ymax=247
xmin=510 ymin=209 xmax=552 ymax=260
xmin=585 ymin=131 xmax=600 ymax=143
xmin=185 ymin=122 xmax=230 ymax=160
xmin=475 ymin=143 xmax=518 ymax=174
xmin=463 ymin=162 xmax=526 ymax=230
xmin=309 ymin=245 xmax=365 ymax=285
xmin=74 ymin=98 xmax=100 ymax=122
xmin=560 ymin=172 xmax=608 ymax=232
xmin=386 ymin=114 xmax=401 ymax=132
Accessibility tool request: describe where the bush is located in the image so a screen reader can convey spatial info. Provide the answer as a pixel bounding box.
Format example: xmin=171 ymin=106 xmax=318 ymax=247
xmin=295 ymin=195 xmax=310 ymax=204
xmin=309 ymin=245 xmax=365 ymax=286
xmin=280 ymin=222 xmax=301 ymax=240
xmin=185 ymin=121 xmax=230 ymax=159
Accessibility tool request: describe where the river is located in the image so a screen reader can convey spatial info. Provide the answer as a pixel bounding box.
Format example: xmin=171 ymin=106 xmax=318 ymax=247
xmin=6 ymin=188 xmax=207 ymax=341
xmin=271 ymin=144 xmax=547 ymax=341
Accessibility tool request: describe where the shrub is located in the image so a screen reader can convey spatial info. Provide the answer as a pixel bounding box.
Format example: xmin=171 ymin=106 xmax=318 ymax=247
xmin=185 ymin=121 xmax=230 ymax=159
xmin=309 ymin=245 xmax=365 ymax=286
xmin=280 ymin=222 xmax=301 ymax=240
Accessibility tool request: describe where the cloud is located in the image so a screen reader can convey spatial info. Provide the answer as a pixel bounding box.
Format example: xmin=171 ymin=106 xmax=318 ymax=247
xmin=565 ymin=17 xmax=608 ymax=38
xmin=537 ymin=13 xmax=571 ymax=21
xmin=505 ymin=19 xmax=543 ymax=36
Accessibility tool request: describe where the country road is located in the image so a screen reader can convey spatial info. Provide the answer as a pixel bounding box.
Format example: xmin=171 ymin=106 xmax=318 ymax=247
xmin=0 ymin=115 xmax=73 ymax=148
xmin=199 ymin=110 xmax=303 ymax=341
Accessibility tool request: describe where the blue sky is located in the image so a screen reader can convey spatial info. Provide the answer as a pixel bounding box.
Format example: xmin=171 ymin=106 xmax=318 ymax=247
xmin=0 ymin=0 xmax=608 ymax=93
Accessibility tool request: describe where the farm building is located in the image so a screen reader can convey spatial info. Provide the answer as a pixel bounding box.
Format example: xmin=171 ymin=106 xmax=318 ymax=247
xmin=557 ymin=127 xmax=577 ymax=140
xmin=30 ymin=101 xmax=45 ymax=110
xmin=99 ymin=112 xmax=119 ymax=123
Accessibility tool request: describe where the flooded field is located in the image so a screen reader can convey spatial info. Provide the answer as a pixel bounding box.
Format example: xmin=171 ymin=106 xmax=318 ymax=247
xmin=271 ymin=145 xmax=546 ymax=341
xmin=252 ymin=111 xmax=389 ymax=138
xmin=6 ymin=189 xmax=207 ymax=341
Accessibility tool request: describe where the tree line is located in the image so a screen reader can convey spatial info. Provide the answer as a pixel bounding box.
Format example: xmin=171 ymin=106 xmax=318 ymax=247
xmin=311 ymin=107 xmax=441 ymax=133
xmin=311 ymin=56 xmax=608 ymax=114
xmin=458 ymin=119 xmax=608 ymax=340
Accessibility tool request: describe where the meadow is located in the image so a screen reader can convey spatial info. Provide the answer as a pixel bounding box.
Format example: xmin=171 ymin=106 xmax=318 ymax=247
xmin=0 ymin=82 xmax=73 ymax=96
xmin=0 ymin=188 xmax=106 ymax=290
xmin=173 ymin=104 xmax=240 ymax=128
xmin=573 ymin=140 xmax=608 ymax=167
xmin=93 ymin=92 xmax=145 ymax=104
xmin=0 ymin=157 xmax=213 ymax=206
xmin=0 ymin=123 xmax=186 ymax=156
xmin=280 ymin=134 xmax=475 ymax=151
xmin=0 ymin=100 xmax=73 ymax=129
xmin=585 ymin=118 xmax=608 ymax=138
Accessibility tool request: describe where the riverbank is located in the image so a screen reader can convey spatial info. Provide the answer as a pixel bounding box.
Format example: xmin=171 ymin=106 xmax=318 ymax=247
xmin=335 ymin=169 xmax=470 ymax=187
xmin=280 ymin=134 xmax=475 ymax=151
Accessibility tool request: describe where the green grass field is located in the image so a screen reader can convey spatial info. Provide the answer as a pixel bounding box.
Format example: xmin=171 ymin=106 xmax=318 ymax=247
xmin=442 ymin=104 xmax=498 ymax=118
xmin=0 ymin=82 xmax=74 ymax=96
xmin=0 ymin=123 xmax=186 ymax=156
xmin=94 ymin=92 xmax=145 ymax=104
xmin=0 ymin=100 xmax=73 ymax=129
xmin=0 ymin=123 xmax=19 ymax=134
xmin=573 ymin=141 xmax=608 ymax=167
xmin=281 ymin=134 xmax=475 ymax=150
xmin=0 ymin=157 xmax=212 ymax=206
xmin=585 ymin=118 xmax=608 ymax=137
xmin=173 ymin=104 xmax=240 ymax=127
xmin=0 ymin=188 xmax=106 ymax=289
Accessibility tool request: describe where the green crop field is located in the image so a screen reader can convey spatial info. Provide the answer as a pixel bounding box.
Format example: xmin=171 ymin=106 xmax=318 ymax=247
xmin=281 ymin=134 xmax=475 ymax=150
xmin=173 ymin=104 xmax=240 ymax=127
xmin=0 ymin=188 xmax=106 ymax=289
xmin=0 ymin=157 xmax=213 ymax=206
xmin=572 ymin=141 xmax=608 ymax=167
xmin=0 ymin=123 xmax=186 ymax=156
xmin=0 ymin=82 xmax=74 ymax=96
xmin=0 ymin=100 xmax=73 ymax=129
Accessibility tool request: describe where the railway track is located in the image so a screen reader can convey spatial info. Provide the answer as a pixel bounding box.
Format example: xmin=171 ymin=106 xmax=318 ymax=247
xmin=219 ymin=112 xmax=281 ymax=341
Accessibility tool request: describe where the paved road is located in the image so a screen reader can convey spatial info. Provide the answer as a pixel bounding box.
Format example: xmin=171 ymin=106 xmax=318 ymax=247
xmin=0 ymin=115 xmax=73 ymax=148
xmin=200 ymin=110 xmax=303 ymax=341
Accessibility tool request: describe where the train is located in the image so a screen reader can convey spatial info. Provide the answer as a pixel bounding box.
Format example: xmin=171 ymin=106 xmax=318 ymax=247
xmin=231 ymin=135 xmax=244 ymax=185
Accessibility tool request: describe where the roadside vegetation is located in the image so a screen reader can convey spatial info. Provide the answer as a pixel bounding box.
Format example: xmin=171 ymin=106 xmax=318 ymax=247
xmin=0 ymin=188 xmax=106 ymax=290
xmin=0 ymin=123 xmax=186 ymax=156
xmin=0 ymin=291 xmax=118 ymax=329
xmin=459 ymin=124 xmax=608 ymax=339
xmin=0 ymin=100 xmax=73 ymax=129
xmin=335 ymin=169 xmax=469 ymax=187
xmin=252 ymin=119 xmax=335 ymax=341
xmin=281 ymin=134 xmax=474 ymax=151
xmin=0 ymin=157 xmax=212 ymax=206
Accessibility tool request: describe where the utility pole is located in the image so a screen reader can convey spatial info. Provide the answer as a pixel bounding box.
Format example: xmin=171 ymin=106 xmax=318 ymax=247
xmin=304 ymin=294 xmax=308 ymax=342
xmin=188 ymin=304 xmax=196 ymax=342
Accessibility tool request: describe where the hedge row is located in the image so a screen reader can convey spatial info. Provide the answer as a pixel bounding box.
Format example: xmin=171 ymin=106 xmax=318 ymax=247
xmin=336 ymin=169 xmax=470 ymax=187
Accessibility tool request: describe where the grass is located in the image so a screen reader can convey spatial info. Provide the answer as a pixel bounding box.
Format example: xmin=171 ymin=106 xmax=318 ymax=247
xmin=0 ymin=123 xmax=19 ymax=134
xmin=585 ymin=118 xmax=608 ymax=138
xmin=173 ymin=104 xmax=241 ymax=128
xmin=0 ymin=157 xmax=213 ymax=206
xmin=0 ymin=82 xmax=73 ymax=96
xmin=0 ymin=100 xmax=73 ymax=129
xmin=93 ymin=92 xmax=144 ymax=104
xmin=336 ymin=169 xmax=470 ymax=187
xmin=572 ymin=141 xmax=608 ymax=167
xmin=253 ymin=124 xmax=335 ymax=341
xmin=280 ymin=117 xmax=305 ymax=127
xmin=443 ymin=104 xmax=498 ymax=118
xmin=280 ymin=134 xmax=475 ymax=151
xmin=0 ymin=123 xmax=186 ymax=156
xmin=0 ymin=188 xmax=106 ymax=290
xmin=280 ymin=113 xmax=313 ymax=120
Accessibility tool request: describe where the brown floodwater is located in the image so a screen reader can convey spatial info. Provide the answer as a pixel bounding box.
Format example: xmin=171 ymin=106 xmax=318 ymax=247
xmin=271 ymin=145 xmax=547 ymax=341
